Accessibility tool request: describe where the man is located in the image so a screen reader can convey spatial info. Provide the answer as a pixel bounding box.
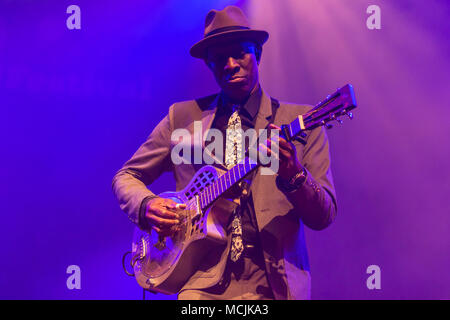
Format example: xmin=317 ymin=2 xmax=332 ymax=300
xmin=112 ymin=6 xmax=337 ymax=300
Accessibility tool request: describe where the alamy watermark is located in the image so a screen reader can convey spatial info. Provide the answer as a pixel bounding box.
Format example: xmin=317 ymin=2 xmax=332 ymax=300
xmin=66 ymin=265 xmax=81 ymax=290
xmin=171 ymin=122 xmax=280 ymax=175
xmin=66 ymin=5 xmax=81 ymax=30
xmin=366 ymin=5 xmax=381 ymax=30
xmin=65 ymin=5 xmax=380 ymax=31
xmin=366 ymin=264 xmax=381 ymax=290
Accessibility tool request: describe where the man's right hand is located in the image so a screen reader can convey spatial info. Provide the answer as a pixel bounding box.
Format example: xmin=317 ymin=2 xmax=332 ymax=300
xmin=143 ymin=198 xmax=186 ymax=237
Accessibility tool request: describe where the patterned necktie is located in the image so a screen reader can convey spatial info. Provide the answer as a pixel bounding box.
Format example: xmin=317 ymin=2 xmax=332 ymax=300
xmin=225 ymin=105 xmax=243 ymax=168
xmin=225 ymin=105 xmax=244 ymax=262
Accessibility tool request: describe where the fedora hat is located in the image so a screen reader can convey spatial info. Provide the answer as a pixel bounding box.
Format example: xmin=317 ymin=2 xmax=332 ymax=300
xmin=190 ymin=6 xmax=269 ymax=59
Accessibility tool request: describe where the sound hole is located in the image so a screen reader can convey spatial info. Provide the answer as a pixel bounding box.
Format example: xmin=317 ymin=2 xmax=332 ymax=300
xmin=185 ymin=169 xmax=216 ymax=200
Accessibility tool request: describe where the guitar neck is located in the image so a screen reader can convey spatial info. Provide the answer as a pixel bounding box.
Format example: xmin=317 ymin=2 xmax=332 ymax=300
xmin=197 ymin=83 xmax=357 ymax=210
xmin=198 ymin=158 xmax=259 ymax=210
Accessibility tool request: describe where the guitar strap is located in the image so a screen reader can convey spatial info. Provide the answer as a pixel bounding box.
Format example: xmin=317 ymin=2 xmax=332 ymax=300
xmin=269 ymin=96 xmax=280 ymax=125
xmin=238 ymin=96 xmax=280 ymax=196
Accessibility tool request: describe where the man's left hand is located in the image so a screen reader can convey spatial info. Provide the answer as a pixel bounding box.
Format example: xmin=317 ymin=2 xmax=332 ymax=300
xmin=262 ymin=123 xmax=303 ymax=180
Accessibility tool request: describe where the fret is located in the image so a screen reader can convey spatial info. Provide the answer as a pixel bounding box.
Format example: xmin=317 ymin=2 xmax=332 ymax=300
xmin=202 ymin=192 xmax=206 ymax=208
xmin=213 ymin=181 xmax=218 ymax=199
xmin=241 ymin=162 xmax=247 ymax=176
xmin=214 ymin=181 xmax=219 ymax=198
xmin=218 ymin=176 xmax=223 ymax=195
xmin=216 ymin=178 xmax=220 ymax=196
xmin=206 ymin=186 xmax=211 ymax=204
xmin=223 ymin=171 xmax=228 ymax=190
xmin=204 ymin=189 xmax=209 ymax=208
xmin=220 ymin=179 xmax=224 ymax=195
xmin=209 ymin=185 xmax=213 ymax=203
xmin=239 ymin=161 xmax=243 ymax=177
xmin=222 ymin=173 xmax=226 ymax=190
xmin=221 ymin=175 xmax=225 ymax=193
xmin=216 ymin=181 xmax=220 ymax=198
xmin=200 ymin=189 xmax=206 ymax=208
xmin=237 ymin=163 xmax=243 ymax=179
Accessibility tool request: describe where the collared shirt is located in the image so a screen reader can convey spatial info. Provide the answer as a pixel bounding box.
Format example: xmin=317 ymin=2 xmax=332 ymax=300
xmin=207 ymin=85 xmax=262 ymax=246
xmin=214 ymin=85 xmax=261 ymax=133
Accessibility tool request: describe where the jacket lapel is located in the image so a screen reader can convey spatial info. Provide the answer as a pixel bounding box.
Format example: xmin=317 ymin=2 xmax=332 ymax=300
xmin=200 ymin=94 xmax=219 ymax=149
xmin=199 ymin=94 xmax=228 ymax=170
xmin=253 ymin=89 xmax=273 ymax=132
xmin=251 ymin=89 xmax=276 ymax=228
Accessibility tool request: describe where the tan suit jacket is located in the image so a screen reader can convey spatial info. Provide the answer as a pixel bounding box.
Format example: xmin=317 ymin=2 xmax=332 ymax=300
xmin=112 ymin=89 xmax=337 ymax=299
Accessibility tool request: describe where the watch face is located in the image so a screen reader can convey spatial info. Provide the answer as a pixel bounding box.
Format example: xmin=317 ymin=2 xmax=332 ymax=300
xmin=292 ymin=170 xmax=306 ymax=188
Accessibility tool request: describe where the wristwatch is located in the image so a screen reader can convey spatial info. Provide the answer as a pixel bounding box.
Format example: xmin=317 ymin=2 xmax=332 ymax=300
xmin=277 ymin=167 xmax=308 ymax=193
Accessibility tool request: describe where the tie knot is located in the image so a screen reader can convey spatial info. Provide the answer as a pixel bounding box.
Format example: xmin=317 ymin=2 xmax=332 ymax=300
xmin=231 ymin=104 xmax=240 ymax=113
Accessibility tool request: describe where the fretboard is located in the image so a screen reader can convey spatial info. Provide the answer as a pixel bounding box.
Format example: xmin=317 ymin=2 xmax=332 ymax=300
xmin=198 ymin=158 xmax=258 ymax=210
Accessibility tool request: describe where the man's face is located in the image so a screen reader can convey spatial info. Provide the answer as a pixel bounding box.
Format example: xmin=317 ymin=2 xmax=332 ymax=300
xmin=205 ymin=41 xmax=260 ymax=101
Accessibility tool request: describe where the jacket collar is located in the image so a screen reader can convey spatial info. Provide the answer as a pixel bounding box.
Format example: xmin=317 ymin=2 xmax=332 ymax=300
xmin=199 ymin=87 xmax=273 ymax=170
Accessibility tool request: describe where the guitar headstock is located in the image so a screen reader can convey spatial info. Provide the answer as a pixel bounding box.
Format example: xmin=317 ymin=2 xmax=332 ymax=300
xmin=302 ymin=84 xmax=357 ymax=131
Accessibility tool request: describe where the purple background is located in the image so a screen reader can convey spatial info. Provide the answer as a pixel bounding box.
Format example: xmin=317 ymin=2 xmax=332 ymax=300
xmin=1 ymin=0 xmax=449 ymax=299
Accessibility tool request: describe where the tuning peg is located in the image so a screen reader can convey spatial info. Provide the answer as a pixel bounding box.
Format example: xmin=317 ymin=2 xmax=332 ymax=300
xmin=347 ymin=112 xmax=353 ymax=120
xmin=336 ymin=118 xmax=343 ymax=124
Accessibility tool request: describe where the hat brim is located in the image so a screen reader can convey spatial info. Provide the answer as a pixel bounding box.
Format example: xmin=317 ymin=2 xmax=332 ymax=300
xmin=190 ymin=29 xmax=269 ymax=59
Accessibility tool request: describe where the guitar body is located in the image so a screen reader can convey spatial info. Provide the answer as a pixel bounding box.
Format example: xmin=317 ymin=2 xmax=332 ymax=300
xmin=131 ymin=165 xmax=238 ymax=294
